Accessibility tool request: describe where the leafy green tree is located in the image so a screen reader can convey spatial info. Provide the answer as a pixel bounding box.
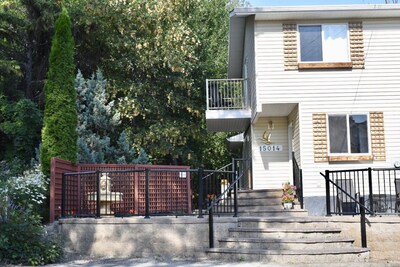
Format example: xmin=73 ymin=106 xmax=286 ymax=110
xmin=68 ymin=0 xmax=236 ymax=166
xmin=0 ymin=97 xmax=42 ymax=162
xmin=41 ymin=8 xmax=77 ymax=176
xmin=0 ymin=1 xmax=59 ymax=165
xmin=76 ymin=70 xmax=150 ymax=164
xmin=0 ymin=0 xmax=60 ymax=103
xmin=59 ymin=0 xmax=245 ymax=168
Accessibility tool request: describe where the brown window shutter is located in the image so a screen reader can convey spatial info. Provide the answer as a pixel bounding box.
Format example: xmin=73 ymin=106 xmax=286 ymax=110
xmin=370 ymin=112 xmax=386 ymax=161
xmin=313 ymin=113 xmax=328 ymax=162
xmin=349 ymin=22 xmax=365 ymax=69
xmin=283 ymin=24 xmax=298 ymax=70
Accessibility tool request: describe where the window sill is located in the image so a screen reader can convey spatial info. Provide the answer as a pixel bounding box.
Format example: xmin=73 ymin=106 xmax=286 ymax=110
xmin=298 ymin=62 xmax=353 ymax=70
xmin=328 ymin=155 xmax=373 ymax=162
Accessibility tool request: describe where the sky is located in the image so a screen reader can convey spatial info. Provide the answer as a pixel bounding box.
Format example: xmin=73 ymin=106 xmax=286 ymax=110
xmin=248 ymin=0 xmax=390 ymax=6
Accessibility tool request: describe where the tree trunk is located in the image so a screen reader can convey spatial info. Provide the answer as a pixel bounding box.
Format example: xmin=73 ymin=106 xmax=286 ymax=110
xmin=25 ymin=37 xmax=34 ymax=100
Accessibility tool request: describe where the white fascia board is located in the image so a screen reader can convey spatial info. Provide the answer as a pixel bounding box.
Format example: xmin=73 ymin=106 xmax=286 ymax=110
xmin=230 ymin=5 xmax=400 ymax=21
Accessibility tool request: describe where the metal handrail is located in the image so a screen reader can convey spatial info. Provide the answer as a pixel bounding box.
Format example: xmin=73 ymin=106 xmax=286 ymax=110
xmin=207 ymin=169 xmax=244 ymax=248
xmin=202 ymin=163 xmax=233 ymax=180
xmin=292 ymin=152 xmax=303 ymax=209
xmin=321 ymin=171 xmax=371 ymax=248
xmin=321 ymin=171 xmax=374 ymax=215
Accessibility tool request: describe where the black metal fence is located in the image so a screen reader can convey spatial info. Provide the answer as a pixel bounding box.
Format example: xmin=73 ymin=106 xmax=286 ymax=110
xmin=323 ymin=167 xmax=400 ymax=216
xmin=197 ymin=159 xmax=249 ymax=218
xmin=61 ymin=161 xmax=247 ymax=218
xmin=62 ymin=169 xmax=194 ymax=218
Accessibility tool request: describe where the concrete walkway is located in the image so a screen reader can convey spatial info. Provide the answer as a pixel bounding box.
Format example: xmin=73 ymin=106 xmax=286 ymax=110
xmin=44 ymin=257 xmax=400 ymax=267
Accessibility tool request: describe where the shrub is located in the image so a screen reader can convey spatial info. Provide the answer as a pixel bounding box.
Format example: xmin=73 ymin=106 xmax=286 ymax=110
xmin=0 ymin=161 xmax=62 ymax=265
xmin=0 ymin=211 xmax=62 ymax=265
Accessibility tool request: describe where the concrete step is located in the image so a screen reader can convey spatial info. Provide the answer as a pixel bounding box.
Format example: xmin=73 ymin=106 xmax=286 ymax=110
xmin=218 ymin=237 xmax=355 ymax=250
xmin=238 ymin=189 xmax=282 ymax=198
xmin=238 ymin=209 xmax=308 ymax=217
xmin=238 ymin=197 xmax=283 ymax=206
xmin=237 ymin=217 xmax=336 ymax=229
xmin=238 ymin=203 xmax=301 ymax=211
xmin=228 ymin=227 xmax=342 ymax=239
xmin=207 ymin=247 xmax=370 ymax=264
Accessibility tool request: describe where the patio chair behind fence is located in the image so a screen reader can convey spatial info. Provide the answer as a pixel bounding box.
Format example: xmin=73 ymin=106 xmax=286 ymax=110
xmin=323 ymin=167 xmax=400 ymax=215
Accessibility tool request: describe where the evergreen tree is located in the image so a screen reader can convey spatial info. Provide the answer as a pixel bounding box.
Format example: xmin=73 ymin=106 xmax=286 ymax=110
xmin=76 ymin=69 xmax=149 ymax=164
xmin=41 ymin=8 xmax=77 ymax=176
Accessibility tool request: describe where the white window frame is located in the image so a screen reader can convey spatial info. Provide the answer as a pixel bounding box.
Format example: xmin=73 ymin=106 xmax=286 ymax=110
xmin=326 ymin=113 xmax=371 ymax=156
xmin=297 ymin=23 xmax=351 ymax=63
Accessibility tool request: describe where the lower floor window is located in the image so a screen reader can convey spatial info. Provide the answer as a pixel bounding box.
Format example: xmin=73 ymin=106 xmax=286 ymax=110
xmin=328 ymin=114 xmax=369 ymax=154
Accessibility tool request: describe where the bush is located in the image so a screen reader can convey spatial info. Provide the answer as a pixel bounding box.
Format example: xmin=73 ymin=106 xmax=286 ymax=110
xmin=0 ymin=211 xmax=62 ymax=265
xmin=0 ymin=161 xmax=62 ymax=265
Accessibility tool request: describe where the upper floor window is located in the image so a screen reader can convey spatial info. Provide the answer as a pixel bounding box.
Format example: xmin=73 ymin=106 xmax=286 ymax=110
xmin=328 ymin=114 xmax=369 ymax=155
xmin=299 ymin=24 xmax=350 ymax=63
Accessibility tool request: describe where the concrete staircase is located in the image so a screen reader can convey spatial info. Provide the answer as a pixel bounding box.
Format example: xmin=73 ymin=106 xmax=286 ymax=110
xmin=207 ymin=189 xmax=370 ymax=264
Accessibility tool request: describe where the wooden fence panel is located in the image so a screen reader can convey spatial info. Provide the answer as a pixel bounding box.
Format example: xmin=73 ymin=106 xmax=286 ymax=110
xmin=50 ymin=159 xmax=191 ymax=222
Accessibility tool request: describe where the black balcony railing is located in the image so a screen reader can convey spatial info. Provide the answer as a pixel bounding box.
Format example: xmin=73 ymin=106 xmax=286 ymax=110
xmin=322 ymin=167 xmax=400 ymax=216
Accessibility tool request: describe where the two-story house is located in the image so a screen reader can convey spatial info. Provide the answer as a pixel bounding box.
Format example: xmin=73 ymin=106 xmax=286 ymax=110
xmin=206 ymin=4 xmax=400 ymax=215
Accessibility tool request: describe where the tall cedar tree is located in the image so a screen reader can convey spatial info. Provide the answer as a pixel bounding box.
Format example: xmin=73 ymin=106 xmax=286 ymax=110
xmin=41 ymin=8 xmax=77 ymax=176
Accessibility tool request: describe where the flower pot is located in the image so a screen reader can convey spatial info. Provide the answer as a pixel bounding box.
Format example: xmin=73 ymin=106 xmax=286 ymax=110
xmin=283 ymin=202 xmax=293 ymax=210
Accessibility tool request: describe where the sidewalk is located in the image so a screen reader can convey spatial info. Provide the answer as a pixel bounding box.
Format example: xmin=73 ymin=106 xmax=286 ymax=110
xmin=44 ymin=257 xmax=400 ymax=267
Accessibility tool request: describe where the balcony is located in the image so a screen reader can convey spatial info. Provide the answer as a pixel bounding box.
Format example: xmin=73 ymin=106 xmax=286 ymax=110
xmin=206 ymin=79 xmax=251 ymax=132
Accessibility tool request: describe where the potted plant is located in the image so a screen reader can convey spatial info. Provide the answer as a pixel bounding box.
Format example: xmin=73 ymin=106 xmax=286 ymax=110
xmin=282 ymin=182 xmax=297 ymax=209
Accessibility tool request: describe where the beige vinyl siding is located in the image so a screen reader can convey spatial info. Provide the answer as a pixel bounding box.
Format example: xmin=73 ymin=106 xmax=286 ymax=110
xmin=243 ymin=16 xmax=257 ymax=119
xmin=252 ymin=117 xmax=291 ymax=189
xmin=253 ymin=19 xmax=400 ymax=197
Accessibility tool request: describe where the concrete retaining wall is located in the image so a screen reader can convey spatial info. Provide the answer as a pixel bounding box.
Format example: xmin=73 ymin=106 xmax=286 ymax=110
xmin=328 ymin=216 xmax=400 ymax=261
xmin=57 ymin=216 xmax=237 ymax=260
xmin=56 ymin=216 xmax=400 ymax=261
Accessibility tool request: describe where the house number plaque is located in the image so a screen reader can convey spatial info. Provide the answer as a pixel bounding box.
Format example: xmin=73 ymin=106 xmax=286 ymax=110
xmin=259 ymin=145 xmax=283 ymax=152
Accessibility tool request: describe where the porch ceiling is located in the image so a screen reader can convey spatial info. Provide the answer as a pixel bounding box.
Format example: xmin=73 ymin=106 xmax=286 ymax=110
xmin=206 ymin=109 xmax=251 ymax=132
xmin=259 ymin=103 xmax=298 ymax=117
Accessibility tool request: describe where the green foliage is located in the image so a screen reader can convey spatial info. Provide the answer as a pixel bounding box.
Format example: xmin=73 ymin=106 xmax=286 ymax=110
xmin=72 ymin=0 xmax=236 ymax=166
xmin=41 ymin=8 xmax=77 ymax=175
xmin=76 ymin=70 xmax=150 ymax=164
xmin=0 ymin=0 xmax=60 ymax=101
xmin=0 ymin=161 xmax=62 ymax=266
xmin=2 ymin=0 xmax=244 ymax=172
xmin=0 ymin=212 xmax=62 ymax=266
xmin=0 ymin=97 xmax=42 ymax=162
